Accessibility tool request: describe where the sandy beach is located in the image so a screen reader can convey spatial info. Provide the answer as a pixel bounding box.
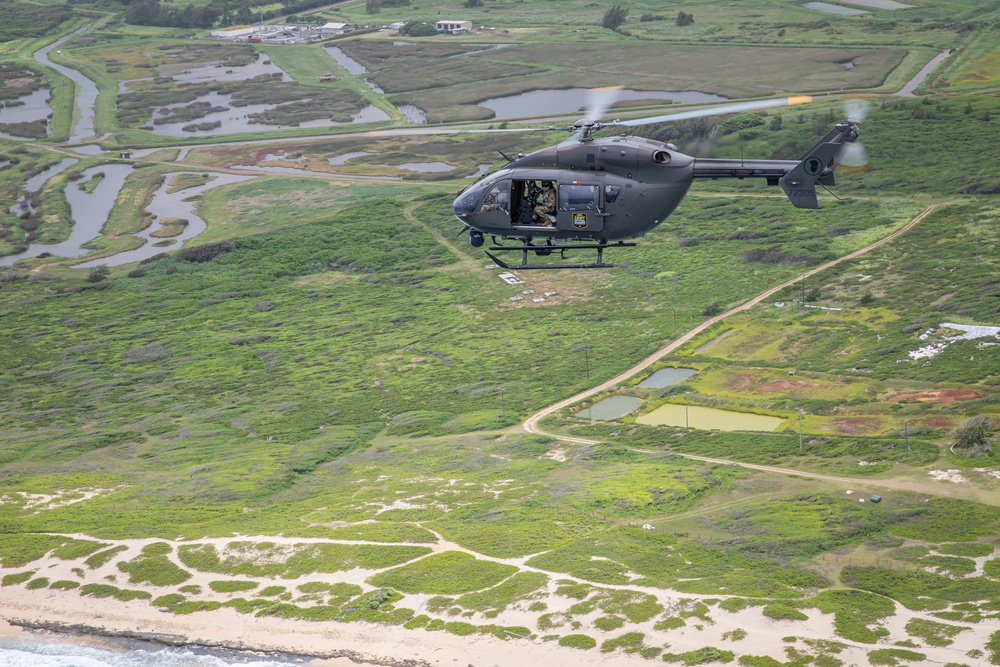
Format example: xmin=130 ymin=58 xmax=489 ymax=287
xmin=2 ymin=575 xmax=995 ymax=667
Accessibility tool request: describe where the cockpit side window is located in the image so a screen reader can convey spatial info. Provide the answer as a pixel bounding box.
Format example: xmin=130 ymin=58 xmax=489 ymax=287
xmin=479 ymin=181 xmax=510 ymax=213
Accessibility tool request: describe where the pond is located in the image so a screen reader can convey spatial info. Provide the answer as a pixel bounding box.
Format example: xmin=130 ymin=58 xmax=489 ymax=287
xmin=480 ymin=88 xmax=726 ymax=120
xmin=577 ymin=395 xmax=642 ymax=421
xmin=76 ymin=172 xmax=255 ymax=268
xmin=2 ymin=163 xmax=132 ymax=266
xmin=639 ymin=367 xmax=697 ymax=388
xmin=803 ymin=2 xmax=868 ymax=14
xmin=324 ymin=46 xmax=367 ymax=75
xmin=327 ymin=151 xmax=372 ymax=166
xmin=637 ymin=404 xmax=784 ymax=432
xmin=169 ymin=52 xmax=290 ymax=85
xmin=399 ymin=105 xmax=427 ymax=124
xmin=467 ymin=164 xmax=493 ymax=178
xmin=0 ymin=88 xmax=52 ymax=126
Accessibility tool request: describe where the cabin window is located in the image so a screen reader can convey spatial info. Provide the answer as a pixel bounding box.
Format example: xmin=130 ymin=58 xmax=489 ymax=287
xmin=604 ymin=185 xmax=622 ymax=204
xmin=559 ymin=183 xmax=599 ymax=211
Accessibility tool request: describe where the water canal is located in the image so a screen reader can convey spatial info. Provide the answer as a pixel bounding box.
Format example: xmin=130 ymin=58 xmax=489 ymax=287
xmin=34 ymin=27 xmax=100 ymax=143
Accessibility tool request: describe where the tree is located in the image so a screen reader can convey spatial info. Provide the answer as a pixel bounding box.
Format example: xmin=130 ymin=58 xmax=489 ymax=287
xmin=87 ymin=265 xmax=110 ymax=283
xmin=676 ymin=11 xmax=694 ymax=26
xmin=955 ymin=415 xmax=992 ymax=457
xmin=602 ymin=4 xmax=628 ymax=30
xmin=365 ymin=0 xmax=381 ymax=13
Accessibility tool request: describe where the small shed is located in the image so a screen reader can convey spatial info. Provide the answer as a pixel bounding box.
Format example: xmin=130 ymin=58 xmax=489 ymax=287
xmin=319 ymin=73 xmax=337 ymax=83
xmin=320 ymin=22 xmax=351 ymax=35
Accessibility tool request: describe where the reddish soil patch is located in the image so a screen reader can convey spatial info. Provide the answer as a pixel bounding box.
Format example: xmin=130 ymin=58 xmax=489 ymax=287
xmin=835 ymin=417 xmax=882 ymax=434
xmin=888 ymin=390 xmax=980 ymax=403
xmin=759 ymin=379 xmax=808 ymax=392
xmin=924 ymin=417 xmax=950 ymax=428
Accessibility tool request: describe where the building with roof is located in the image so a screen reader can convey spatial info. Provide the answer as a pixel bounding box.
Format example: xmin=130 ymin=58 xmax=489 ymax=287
xmin=435 ymin=20 xmax=472 ymax=34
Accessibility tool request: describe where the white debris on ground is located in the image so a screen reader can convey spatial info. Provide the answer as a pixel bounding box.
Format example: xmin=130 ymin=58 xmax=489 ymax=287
xmin=498 ymin=272 xmax=523 ymax=285
xmin=509 ymin=295 xmax=523 ymax=302
xmin=522 ymin=289 xmax=535 ymax=295
xmin=542 ymin=448 xmax=567 ymax=462
xmin=858 ymin=274 xmax=872 ymax=281
xmin=804 ymin=304 xmax=843 ymax=311
xmin=532 ymin=297 xmax=545 ymax=302
xmin=974 ymin=468 xmax=1000 ymax=481
xmin=774 ymin=302 xmax=785 ymax=308
xmin=928 ymin=469 xmax=967 ymax=483
xmin=907 ymin=322 xmax=1000 ymax=360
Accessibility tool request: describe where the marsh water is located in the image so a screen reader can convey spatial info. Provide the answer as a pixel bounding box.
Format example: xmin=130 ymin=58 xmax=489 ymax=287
xmin=480 ymin=88 xmax=726 ymax=119
xmin=637 ymin=404 xmax=784 ymax=432
xmin=0 ymin=88 xmax=52 ymax=132
xmin=7 ymin=158 xmax=78 ymax=219
xmin=577 ymin=395 xmax=642 ymax=420
xmin=2 ymin=162 xmax=132 ymax=267
xmin=639 ymin=367 xmax=697 ymax=388
xmin=76 ymin=172 xmax=254 ymax=268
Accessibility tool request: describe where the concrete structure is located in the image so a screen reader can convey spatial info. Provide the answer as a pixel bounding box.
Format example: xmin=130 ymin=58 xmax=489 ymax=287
xmin=210 ymin=25 xmax=255 ymax=38
xmin=435 ymin=20 xmax=472 ymax=34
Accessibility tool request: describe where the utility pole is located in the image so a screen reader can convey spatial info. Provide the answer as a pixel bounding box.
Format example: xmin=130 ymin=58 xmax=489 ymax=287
xmin=799 ymin=410 xmax=804 ymax=454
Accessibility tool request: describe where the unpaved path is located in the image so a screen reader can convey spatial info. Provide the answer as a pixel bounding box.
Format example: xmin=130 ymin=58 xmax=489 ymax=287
xmin=523 ymin=205 xmax=939 ymax=464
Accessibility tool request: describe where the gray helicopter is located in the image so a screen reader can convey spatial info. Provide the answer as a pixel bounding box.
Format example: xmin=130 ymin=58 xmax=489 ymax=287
xmin=452 ymin=91 xmax=869 ymax=270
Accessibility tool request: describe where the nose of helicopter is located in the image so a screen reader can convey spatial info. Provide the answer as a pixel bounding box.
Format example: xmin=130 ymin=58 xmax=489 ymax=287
xmin=452 ymin=190 xmax=478 ymax=220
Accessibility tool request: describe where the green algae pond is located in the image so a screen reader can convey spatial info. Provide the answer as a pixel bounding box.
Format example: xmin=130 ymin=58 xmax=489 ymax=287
xmin=636 ymin=403 xmax=785 ymax=432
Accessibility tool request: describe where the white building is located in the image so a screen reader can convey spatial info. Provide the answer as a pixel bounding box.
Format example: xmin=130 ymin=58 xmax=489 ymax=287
xmin=435 ymin=20 xmax=472 ymax=34
xmin=320 ymin=22 xmax=351 ymax=35
xmin=210 ymin=25 xmax=255 ymax=38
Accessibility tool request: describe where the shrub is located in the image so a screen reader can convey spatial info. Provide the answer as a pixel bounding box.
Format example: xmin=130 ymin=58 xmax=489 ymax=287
xmin=602 ymin=4 xmax=628 ymax=30
xmin=600 ymin=631 xmax=644 ymax=653
xmin=867 ymin=648 xmax=926 ymax=665
xmin=209 ymin=580 xmax=259 ymax=593
xmin=559 ymin=634 xmax=596 ymax=649
xmin=662 ymin=647 xmax=735 ymax=664
xmin=26 ymin=577 xmax=50 ymax=590
xmin=594 ymin=615 xmax=624 ymax=631
xmin=2 ymin=571 xmax=35 ymax=586
xmin=762 ymin=603 xmax=808 ymax=621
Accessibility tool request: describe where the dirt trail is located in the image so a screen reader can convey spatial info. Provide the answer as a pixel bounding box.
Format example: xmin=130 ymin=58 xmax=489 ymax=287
xmin=523 ymin=205 xmax=940 ymax=472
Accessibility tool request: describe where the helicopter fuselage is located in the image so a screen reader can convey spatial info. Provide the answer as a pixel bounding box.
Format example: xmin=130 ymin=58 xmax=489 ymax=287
xmin=453 ymin=135 xmax=697 ymax=243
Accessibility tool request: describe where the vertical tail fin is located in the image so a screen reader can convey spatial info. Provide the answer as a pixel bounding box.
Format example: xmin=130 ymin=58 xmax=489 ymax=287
xmin=779 ymin=122 xmax=860 ymax=209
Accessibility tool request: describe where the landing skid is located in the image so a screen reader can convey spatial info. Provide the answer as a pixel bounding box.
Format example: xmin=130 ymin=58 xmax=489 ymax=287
xmin=485 ymin=241 xmax=636 ymax=270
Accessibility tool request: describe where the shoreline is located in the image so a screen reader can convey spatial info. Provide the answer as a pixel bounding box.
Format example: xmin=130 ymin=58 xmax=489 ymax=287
xmin=3 ymin=583 xmax=996 ymax=667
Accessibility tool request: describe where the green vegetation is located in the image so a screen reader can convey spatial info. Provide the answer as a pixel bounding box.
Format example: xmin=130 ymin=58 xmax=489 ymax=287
xmin=369 ymin=552 xmax=517 ymax=594
xmin=867 ymin=648 xmax=926 ymax=666
xmin=79 ymin=583 xmax=152 ymax=602
xmin=86 ymin=546 xmax=128 ymax=569
xmin=209 ymin=579 xmax=259 ymax=593
xmin=2 ymin=571 xmax=34 ymax=586
xmin=806 ymin=590 xmax=895 ymax=643
xmin=117 ymin=542 xmax=191 ymax=586
xmin=662 ymin=647 xmax=735 ymax=664
xmin=178 ymin=542 xmax=431 ymax=578
xmin=905 ymin=618 xmax=969 ymax=647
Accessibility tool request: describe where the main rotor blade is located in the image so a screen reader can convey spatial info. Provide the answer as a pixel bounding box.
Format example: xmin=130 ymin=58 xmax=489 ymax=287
xmin=615 ymin=96 xmax=813 ymax=127
xmin=835 ymin=141 xmax=871 ymax=173
xmin=585 ymin=85 xmax=625 ymax=123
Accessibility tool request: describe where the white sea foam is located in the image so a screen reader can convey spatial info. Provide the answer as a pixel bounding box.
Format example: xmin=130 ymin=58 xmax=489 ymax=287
xmin=0 ymin=635 xmax=302 ymax=667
